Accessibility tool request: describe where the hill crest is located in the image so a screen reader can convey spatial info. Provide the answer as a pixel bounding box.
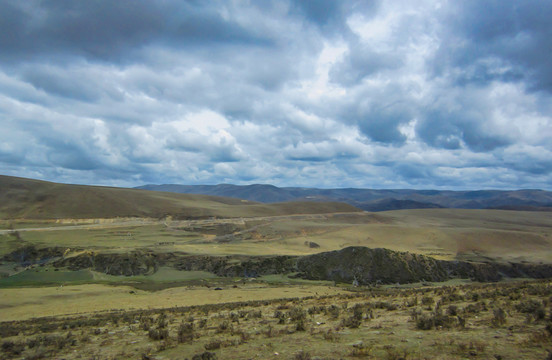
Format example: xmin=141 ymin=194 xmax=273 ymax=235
xmin=0 ymin=175 xmax=359 ymax=219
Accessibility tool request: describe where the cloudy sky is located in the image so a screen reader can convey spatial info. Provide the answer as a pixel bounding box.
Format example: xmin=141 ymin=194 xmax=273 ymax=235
xmin=1 ymin=0 xmax=551 ymax=190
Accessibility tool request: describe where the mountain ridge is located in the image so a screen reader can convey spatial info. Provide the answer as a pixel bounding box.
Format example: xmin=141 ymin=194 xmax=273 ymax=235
xmin=136 ymin=183 xmax=552 ymax=212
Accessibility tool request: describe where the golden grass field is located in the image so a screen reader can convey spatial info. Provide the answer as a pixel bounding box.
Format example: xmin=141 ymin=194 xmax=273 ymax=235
xmin=0 ymin=282 xmax=344 ymax=322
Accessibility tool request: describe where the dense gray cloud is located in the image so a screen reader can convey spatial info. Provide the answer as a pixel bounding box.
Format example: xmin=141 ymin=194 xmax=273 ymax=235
xmin=433 ymin=0 xmax=552 ymax=93
xmin=0 ymin=0 xmax=551 ymax=190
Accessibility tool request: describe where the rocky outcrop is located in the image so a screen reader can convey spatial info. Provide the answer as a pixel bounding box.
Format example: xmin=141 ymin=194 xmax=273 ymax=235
xmin=2 ymin=245 xmax=66 ymax=267
xmin=296 ymin=247 xmax=448 ymax=284
xmin=51 ymin=251 xmax=295 ymax=277
xmin=5 ymin=244 xmax=552 ymax=283
xmin=296 ymin=247 xmax=552 ymax=284
xmin=54 ymin=251 xmax=158 ymax=276
xmin=170 ymin=254 xmax=296 ymax=277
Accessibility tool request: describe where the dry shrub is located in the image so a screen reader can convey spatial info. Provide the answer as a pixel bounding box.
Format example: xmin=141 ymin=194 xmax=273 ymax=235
xmin=192 ymin=351 xmax=217 ymax=360
xmin=148 ymin=328 xmax=169 ymax=341
xmin=294 ymin=350 xmax=311 ymax=360
xmin=350 ymin=342 xmax=372 ymax=357
xmin=177 ymin=322 xmax=194 ymax=343
xmin=516 ymin=299 xmax=546 ymax=321
xmin=204 ymin=340 xmax=222 ymax=351
xmin=326 ymin=305 xmax=340 ymax=319
xmin=491 ymin=308 xmax=507 ymax=327
xmin=416 ymin=311 xmax=455 ymax=330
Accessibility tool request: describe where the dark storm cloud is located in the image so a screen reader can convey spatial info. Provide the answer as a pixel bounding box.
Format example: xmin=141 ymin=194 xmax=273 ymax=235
xmin=337 ymin=84 xmax=415 ymax=145
xmin=0 ymin=0 xmax=551 ymax=189
xmin=293 ymin=0 xmax=344 ymax=26
xmin=394 ymin=163 xmax=433 ymax=181
xmin=355 ymin=103 xmax=411 ymax=145
xmin=0 ymin=0 xmax=271 ymax=63
xmin=417 ymin=105 xmax=512 ymax=152
xmin=21 ymin=65 xmax=103 ymax=102
xmin=434 ymin=0 xmax=552 ymax=93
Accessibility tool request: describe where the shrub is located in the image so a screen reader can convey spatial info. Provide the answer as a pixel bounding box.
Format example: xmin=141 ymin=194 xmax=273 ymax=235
xmin=516 ymin=299 xmax=546 ymax=320
xmin=492 ymin=308 xmax=507 ymax=327
xmin=341 ymin=304 xmax=365 ymax=329
xmin=294 ymin=350 xmax=311 ymax=360
xmin=25 ymin=347 xmax=48 ymax=360
xmin=342 ymin=316 xmax=361 ymax=329
xmin=192 ymin=351 xmax=217 ymax=360
xmin=384 ymin=346 xmax=409 ymax=360
xmin=156 ymin=313 xmax=168 ymax=329
xmin=326 ymin=305 xmax=340 ymax=319
xmin=350 ymin=342 xmax=372 ymax=357
xmin=148 ymin=328 xmax=169 ymax=341
xmin=373 ymin=301 xmax=398 ymax=311
xmin=405 ymin=297 xmax=418 ymax=307
xmin=416 ymin=311 xmax=455 ymax=330
xmin=464 ymin=303 xmax=481 ymax=314
xmin=421 ymin=296 xmax=434 ymax=309
xmin=447 ymin=305 xmax=458 ymax=316
xmin=216 ymin=320 xmax=230 ymax=333
xmin=307 ymin=305 xmax=324 ymax=315
xmin=204 ymin=340 xmax=222 ymax=351
xmin=323 ymin=329 xmax=340 ymax=342
xmin=287 ymin=307 xmax=307 ymax=322
xmin=177 ymin=322 xmax=194 ymax=343
xmin=545 ymin=322 xmax=552 ymax=337
xmin=294 ymin=318 xmax=307 ymax=331
xmin=247 ymin=310 xmax=262 ymax=319
xmin=2 ymin=341 xmax=24 ymax=356
xmin=416 ymin=314 xmax=435 ymax=330
xmin=230 ymin=312 xmax=240 ymax=322
xmin=262 ymin=325 xmax=276 ymax=338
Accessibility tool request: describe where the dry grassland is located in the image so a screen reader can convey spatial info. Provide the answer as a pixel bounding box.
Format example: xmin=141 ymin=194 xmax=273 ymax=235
xmin=0 ymin=283 xmax=344 ymax=322
xmin=1 ymin=280 xmax=552 ymax=359
xmin=2 ymin=209 xmax=551 ymax=263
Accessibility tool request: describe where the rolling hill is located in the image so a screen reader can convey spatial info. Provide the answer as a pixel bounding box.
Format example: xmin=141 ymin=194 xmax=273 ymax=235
xmin=0 ymin=175 xmax=360 ymax=220
xmin=137 ymin=184 xmax=552 ymax=211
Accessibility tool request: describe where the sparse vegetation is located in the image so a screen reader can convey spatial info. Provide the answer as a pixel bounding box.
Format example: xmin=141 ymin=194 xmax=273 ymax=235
xmin=0 ymin=279 xmax=550 ymax=359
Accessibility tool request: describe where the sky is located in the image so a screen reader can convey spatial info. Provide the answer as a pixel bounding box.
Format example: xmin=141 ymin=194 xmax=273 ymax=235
xmin=1 ymin=0 xmax=552 ymax=190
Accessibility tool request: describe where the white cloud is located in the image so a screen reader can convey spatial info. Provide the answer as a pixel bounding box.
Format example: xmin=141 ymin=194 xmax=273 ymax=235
xmin=0 ymin=0 xmax=551 ymax=190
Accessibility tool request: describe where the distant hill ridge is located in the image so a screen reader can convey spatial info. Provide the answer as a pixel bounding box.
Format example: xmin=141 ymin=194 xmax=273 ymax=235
xmin=0 ymin=175 xmax=359 ymax=219
xmin=136 ymin=184 xmax=552 ymax=212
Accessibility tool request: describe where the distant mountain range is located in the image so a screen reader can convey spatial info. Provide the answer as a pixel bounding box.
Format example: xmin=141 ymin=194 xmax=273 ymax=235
xmin=136 ymin=184 xmax=552 ymax=212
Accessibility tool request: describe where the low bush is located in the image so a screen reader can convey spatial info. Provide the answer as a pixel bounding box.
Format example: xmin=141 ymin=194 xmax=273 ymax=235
xmin=148 ymin=328 xmax=169 ymax=341
xmin=416 ymin=311 xmax=455 ymax=330
xmin=491 ymin=308 xmax=507 ymax=327
xmin=177 ymin=322 xmax=194 ymax=343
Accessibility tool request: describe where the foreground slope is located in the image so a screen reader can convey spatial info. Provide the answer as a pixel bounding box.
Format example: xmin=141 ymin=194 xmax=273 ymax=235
xmin=0 ymin=175 xmax=360 ymax=219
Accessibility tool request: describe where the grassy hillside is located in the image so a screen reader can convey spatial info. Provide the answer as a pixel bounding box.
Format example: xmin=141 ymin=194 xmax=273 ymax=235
xmin=0 ymin=175 xmax=360 ymax=220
